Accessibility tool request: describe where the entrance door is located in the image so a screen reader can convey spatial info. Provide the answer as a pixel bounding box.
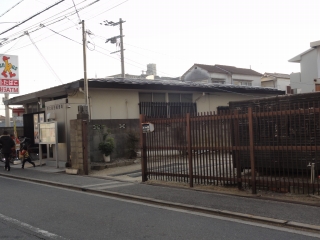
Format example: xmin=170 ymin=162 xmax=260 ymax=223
xmin=315 ymin=84 xmax=320 ymax=92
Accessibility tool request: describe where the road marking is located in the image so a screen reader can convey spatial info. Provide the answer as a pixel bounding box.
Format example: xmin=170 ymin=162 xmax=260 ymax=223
xmin=0 ymin=213 xmax=68 ymax=240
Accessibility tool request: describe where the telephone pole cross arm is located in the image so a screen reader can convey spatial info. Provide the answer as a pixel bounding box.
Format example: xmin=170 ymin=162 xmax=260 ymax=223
xmin=102 ymin=18 xmax=126 ymax=78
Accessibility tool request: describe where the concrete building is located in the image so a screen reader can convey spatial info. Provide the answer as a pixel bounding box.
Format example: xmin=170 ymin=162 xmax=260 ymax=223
xmin=261 ymin=73 xmax=290 ymax=91
xmin=288 ymin=40 xmax=320 ymax=93
xmin=181 ymin=64 xmax=262 ymax=86
xmin=3 ymin=78 xmax=284 ymax=167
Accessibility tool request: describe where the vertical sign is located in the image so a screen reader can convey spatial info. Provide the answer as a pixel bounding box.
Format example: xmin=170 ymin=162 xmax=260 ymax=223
xmin=39 ymin=113 xmax=44 ymax=123
xmin=0 ymin=54 xmax=19 ymax=94
xmin=34 ymin=114 xmax=39 ymax=143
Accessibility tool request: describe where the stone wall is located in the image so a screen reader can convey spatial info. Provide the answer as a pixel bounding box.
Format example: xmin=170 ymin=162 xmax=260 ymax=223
xmin=88 ymin=119 xmax=140 ymax=162
xmin=70 ymin=119 xmax=90 ymax=174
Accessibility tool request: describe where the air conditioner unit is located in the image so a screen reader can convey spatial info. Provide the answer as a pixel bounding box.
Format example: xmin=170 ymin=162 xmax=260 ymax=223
xmin=78 ymin=105 xmax=88 ymax=114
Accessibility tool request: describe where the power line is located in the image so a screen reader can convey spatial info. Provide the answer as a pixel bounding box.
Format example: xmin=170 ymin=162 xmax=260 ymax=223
xmin=71 ymin=0 xmax=81 ymax=23
xmin=0 ymin=0 xmax=25 ymax=18
xmin=0 ymin=0 xmax=66 ymax=36
xmin=26 ymin=32 xmax=63 ymax=85
xmin=87 ymin=0 xmax=129 ymax=20
xmin=0 ymin=1 xmax=93 ymax=48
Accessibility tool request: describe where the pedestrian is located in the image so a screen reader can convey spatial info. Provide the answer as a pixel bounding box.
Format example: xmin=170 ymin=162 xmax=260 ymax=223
xmin=0 ymin=131 xmax=15 ymax=171
xmin=21 ymin=145 xmax=35 ymax=169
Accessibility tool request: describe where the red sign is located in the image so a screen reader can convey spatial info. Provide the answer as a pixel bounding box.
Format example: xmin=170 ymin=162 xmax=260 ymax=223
xmin=0 ymin=79 xmax=19 ymax=86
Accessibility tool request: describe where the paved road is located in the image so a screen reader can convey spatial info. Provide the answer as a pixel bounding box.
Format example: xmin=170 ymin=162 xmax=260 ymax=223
xmin=1 ymin=176 xmax=319 ymax=240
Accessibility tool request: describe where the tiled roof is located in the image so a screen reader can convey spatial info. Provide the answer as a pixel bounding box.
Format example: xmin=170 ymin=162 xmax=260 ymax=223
xmin=263 ymin=73 xmax=290 ymax=79
xmin=5 ymin=78 xmax=284 ymax=106
xmin=193 ymin=64 xmax=262 ymax=76
xmin=92 ymin=78 xmax=281 ymax=93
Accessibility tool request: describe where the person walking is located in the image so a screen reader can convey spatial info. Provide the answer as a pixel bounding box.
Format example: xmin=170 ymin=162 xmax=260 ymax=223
xmin=0 ymin=131 xmax=15 ymax=171
xmin=21 ymin=145 xmax=35 ymax=169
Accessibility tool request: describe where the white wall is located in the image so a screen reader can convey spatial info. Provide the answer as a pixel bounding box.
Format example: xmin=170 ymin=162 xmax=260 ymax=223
xmin=290 ymin=72 xmax=305 ymax=92
xmin=299 ymin=49 xmax=317 ymax=92
xmin=70 ymin=89 xmax=140 ymax=119
xmin=209 ymin=72 xmax=228 ymax=83
xmin=232 ymin=74 xmax=261 ymax=86
xmin=276 ymin=78 xmax=290 ymax=91
xmin=261 ymin=80 xmax=275 ymax=88
xmin=194 ymin=92 xmax=278 ymax=113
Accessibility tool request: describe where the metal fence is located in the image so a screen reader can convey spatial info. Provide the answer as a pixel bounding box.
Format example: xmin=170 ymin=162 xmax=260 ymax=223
xmin=139 ymin=107 xmax=320 ymax=195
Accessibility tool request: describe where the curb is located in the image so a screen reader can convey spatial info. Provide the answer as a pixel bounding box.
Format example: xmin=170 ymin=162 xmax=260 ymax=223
xmin=1 ymin=172 xmax=319 ymax=232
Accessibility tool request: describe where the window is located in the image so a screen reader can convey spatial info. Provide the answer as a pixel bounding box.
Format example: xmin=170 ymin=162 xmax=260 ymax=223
xmin=168 ymin=93 xmax=192 ymax=103
xmin=139 ymin=93 xmax=165 ymax=102
xmin=233 ymin=80 xmax=252 ymax=86
xmin=211 ymin=78 xmax=225 ymax=84
xmin=139 ymin=92 xmax=195 ymax=118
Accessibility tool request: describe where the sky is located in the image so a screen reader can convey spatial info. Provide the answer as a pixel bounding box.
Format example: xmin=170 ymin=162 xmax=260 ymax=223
xmin=0 ymin=0 xmax=320 ymax=115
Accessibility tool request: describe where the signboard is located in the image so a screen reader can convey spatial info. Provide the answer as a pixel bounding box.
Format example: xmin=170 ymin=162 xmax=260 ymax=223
xmin=39 ymin=122 xmax=57 ymax=144
xmin=0 ymin=54 xmax=19 ymax=94
xmin=34 ymin=114 xmax=39 ymax=144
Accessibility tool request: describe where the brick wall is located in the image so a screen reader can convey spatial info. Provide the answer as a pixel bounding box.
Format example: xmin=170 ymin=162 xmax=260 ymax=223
xmin=70 ymin=119 xmax=90 ymax=174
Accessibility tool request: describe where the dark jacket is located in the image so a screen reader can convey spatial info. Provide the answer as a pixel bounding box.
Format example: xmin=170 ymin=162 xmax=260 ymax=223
xmin=0 ymin=135 xmax=15 ymax=154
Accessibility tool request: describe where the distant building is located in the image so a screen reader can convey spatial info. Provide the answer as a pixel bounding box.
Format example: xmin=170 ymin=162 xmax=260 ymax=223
xmin=261 ymin=73 xmax=290 ymax=91
xmin=107 ymin=63 xmax=180 ymax=81
xmin=181 ymin=64 xmax=262 ymax=86
xmin=288 ymin=40 xmax=320 ymax=93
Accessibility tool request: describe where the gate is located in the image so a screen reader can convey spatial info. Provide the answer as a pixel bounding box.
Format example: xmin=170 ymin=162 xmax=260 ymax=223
xmin=140 ymin=107 xmax=320 ymax=195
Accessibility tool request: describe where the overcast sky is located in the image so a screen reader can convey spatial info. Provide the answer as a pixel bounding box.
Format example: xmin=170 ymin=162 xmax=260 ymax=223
xmin=1 ymin=0 xmax=320 ymax=114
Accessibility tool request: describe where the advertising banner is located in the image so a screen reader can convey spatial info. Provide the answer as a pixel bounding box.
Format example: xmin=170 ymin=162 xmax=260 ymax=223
xmin=0 ymin=54 xmax=19 ymax=94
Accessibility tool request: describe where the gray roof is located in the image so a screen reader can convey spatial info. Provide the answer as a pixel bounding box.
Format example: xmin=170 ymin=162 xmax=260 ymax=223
xmin=182 ymin=64 xmax=262 ymax=78
xmin=5 ymin=78 xmax=284 ymax=105
xmin=263 ymin=73 xmax=290 ymax=79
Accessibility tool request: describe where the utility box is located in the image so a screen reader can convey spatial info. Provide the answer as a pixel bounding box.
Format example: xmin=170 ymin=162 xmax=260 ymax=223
xmin=142 ymin=122 xmax=154 ymax=133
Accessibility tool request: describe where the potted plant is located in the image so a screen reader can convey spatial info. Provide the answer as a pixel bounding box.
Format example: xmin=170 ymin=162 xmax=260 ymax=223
xmin=98 ymin=131 xmax=115 ymax=162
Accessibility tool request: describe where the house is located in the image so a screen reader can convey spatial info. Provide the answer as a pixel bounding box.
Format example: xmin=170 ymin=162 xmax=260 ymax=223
xmin=288 ymin=40 xmax=320 ymax=93
xmin=3 ymin=78 xmax=284 ymax=167
xmin=108 ymin=63 xmax=180 ymax=81
xmin=261 ymin=73 xmax=290 ymax=91
xmin=181 ymin=64 xmax=262 ymax=86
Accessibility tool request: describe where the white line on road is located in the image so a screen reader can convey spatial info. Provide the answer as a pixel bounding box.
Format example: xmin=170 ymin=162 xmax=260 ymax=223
xmin=0 ymin=213 xmax=68 ymax=240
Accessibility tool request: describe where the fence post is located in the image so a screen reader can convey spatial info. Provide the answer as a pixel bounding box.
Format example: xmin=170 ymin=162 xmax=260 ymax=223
xmin=186 ymin=113 xmax=193 ymax=187
xmin=82 ymin=120 xmax=89 ymax=175
xmin=248 ymin=107 xmax=256 ymax=194
xmin=233 ymin=110 xmax=242 ymax=190
xmin=139 ymin=114 xmax=147 ymax=182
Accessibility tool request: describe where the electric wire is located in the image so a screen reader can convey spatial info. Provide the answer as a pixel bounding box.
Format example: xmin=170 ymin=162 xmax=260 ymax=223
xmin=87 ymin=0 xmax=129 ymax=20
xmin=0 ymin=0 xmax=90 ymax=41
xmin=0 ymin=0 xmax=100 ymax=50
xmin=0 ymin=0 xmax=25 ymax=19
xmin=3 ymin=36 xmax=22 ymax=53
xmin=0 ymin=0 xmax=66 ymax=36
xmin=71 ymin=0 xmax=82 ymax=23
xmin=26 ymin=32 xmax=64 ymax=85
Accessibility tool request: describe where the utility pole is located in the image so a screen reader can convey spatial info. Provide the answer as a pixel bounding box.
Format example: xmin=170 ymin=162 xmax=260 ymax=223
xmin=119 ymin=18 xmax=125 ymax=78
xmin=102 ymin=18 xmax=126 ymax=78
xmin=81 ymin=20 xmax=89 ymax=113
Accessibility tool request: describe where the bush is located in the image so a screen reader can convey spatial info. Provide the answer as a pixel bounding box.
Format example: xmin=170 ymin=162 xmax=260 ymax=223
xmin=126 ymin=132 xmax=139 ymax=159
xmin=98 ymin=138 xmax=114 ymax=156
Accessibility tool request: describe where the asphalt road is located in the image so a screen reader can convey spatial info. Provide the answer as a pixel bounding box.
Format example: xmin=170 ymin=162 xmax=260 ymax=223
xmin=0 ymin=176 xmax=319 ymax=240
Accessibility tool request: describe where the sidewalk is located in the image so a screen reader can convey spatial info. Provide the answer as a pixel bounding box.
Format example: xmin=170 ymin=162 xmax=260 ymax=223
xmin=1 ymin=160 xmax=320 ymax=232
